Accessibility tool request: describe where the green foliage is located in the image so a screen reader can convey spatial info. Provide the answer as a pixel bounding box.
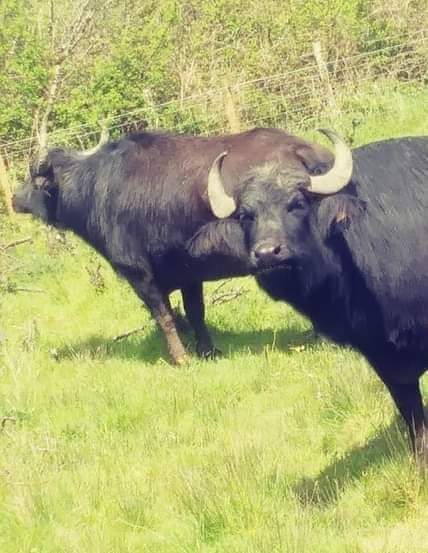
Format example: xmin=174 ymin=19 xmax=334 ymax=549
xmin=0 ymin=0 xmax=426 ymax=152
xmin=0 ymin=0 xmax=48 ymax=141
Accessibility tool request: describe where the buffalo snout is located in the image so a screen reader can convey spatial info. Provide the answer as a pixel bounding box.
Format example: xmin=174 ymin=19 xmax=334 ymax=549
xmin=11 ymin=184 xmax=50 ymax=221
xmin=252 ymin=240 xmax=287 ymax=268
xmin=11 ymin=190 xmax=30 ymax=214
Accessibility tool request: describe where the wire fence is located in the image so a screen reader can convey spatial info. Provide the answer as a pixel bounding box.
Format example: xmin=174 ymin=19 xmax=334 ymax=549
xmin=1 ymin=28 xmax=427 ymax=164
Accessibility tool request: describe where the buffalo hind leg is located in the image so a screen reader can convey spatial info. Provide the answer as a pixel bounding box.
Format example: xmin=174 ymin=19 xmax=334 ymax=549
xmin=181 ymin=282 xmax=220 ymax=359
xmin=382 ymin=377 xmax=428 ymax=464
xmin=125 ymin=270 xmax=188 ymax=365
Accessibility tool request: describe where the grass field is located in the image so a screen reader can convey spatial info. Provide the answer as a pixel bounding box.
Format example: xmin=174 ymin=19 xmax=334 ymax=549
xmin=1 ymin=85 xmax=428 ymax=552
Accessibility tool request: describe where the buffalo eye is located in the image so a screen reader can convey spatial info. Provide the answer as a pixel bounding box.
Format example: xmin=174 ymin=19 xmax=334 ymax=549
xmin=311 ymin=165 xmax=325 ymax=176
xmin=287 ymin=193 xmax=307 ymax=212
xmin=237 ymin=209 xmax=255 ymax=223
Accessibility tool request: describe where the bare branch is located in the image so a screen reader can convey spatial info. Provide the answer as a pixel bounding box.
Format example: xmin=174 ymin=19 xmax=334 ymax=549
xmin=35 ymin=1 xmax=100 ymax=159
xmin=210 ymin=284 xmax=248 ymax=306
xmin=37 ymin=64 xmax=62 ymax=160
xmin=113 ymin=326 xmax=146 ymax=342
xmin=14 ymin=287 xmax=46 ymax=294
xmin=49 ymin=0 xmax=55 ymax=52
xmin=1 ymin=237 xmax=33 ymax=250
xmin=56 ymin=1 xmax=95 ymax=63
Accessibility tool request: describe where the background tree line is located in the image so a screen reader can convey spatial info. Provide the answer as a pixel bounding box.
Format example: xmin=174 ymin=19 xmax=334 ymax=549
xmin=0 ymin=0 xmax=427 ymax=156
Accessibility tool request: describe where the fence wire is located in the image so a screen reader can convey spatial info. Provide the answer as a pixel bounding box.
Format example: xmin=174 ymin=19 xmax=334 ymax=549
xmin=1 ymin=29 xmax=427 ymax=163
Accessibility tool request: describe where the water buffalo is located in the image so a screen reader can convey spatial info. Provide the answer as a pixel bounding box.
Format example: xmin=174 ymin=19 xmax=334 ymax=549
xmin=12 ymin=127 xmax=350 ymax=364
xmin=190 ymin=133 xmax=428 ymax=462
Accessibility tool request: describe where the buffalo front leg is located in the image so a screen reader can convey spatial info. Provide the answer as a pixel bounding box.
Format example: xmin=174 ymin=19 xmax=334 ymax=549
xmin=181 ymin=282 xmax=220 ymax=359
xmin=382 ymin=377 xmax=428 ymax=464
xmin=127 ymin=273 xmax=188 ymax=365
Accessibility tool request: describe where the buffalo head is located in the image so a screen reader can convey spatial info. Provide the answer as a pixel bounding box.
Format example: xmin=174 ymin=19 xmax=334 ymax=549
xmin=12 ymin=160 xmax=58 ymax=223
xmin=12 ymin=127 xmax=109 ymax=223
xmin=206 ymin=129 xmax=354 ymax=269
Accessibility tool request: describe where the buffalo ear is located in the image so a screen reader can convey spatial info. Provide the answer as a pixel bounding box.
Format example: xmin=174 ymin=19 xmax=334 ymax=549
xmin=317 ymin=194 xmax=366 ymax=239
xmin=30 ymin=158 xmax=54 ymax=180
xmin=37 ymin=159 xmax=54 ymax=179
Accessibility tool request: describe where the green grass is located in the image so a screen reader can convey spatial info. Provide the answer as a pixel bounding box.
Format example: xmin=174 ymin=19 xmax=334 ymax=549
xmin=296 ymin=81 xmax=427 ymax=149
xmin=1 ymin=86 xmax=428 ymax=552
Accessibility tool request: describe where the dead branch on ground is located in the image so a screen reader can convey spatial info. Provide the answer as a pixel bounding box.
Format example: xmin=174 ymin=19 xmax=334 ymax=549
xmin=112 ymin=326 xmax=146 ymax=342
xmin=1 ymin=237 xmax=33 ymax=251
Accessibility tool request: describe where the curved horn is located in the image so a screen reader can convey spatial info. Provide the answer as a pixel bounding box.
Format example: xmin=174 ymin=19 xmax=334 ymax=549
xmin=80 ymin=120 xmax=110 ymax=157
xmin=308 ymin=129 xmax=353 ymax=195
xmin=207 ymin=151 xmax=236 ymax=218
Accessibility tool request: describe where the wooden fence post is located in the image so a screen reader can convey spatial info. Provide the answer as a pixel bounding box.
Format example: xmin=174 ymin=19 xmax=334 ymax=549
xmin=312 ymin=41 xmax=341 ymax=117
xmin=0 ymin=153 xmax=14 ymax=217
xmin=223 ymin=78 xmax=241 ymax=133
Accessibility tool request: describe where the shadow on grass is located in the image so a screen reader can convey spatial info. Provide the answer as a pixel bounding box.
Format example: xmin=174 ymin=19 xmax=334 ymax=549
xmin=293 ymin=417 xmax=410 ymax=506
xmin=53 ymin=321 xmax=321 ymax=365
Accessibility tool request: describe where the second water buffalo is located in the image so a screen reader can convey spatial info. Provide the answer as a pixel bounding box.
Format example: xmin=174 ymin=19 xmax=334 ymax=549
xmin=12 ymin=127 xmax=349 ymax=364
xmin=190 ymin=134 xmax=428 ymax=463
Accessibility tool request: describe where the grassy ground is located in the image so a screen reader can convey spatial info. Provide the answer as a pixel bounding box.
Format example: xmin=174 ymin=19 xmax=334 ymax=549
xmin=1 ymin=85 xmax=428 ymax=552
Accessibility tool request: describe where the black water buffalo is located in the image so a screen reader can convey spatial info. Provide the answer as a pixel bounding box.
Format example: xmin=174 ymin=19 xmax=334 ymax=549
xmin=12 ymin=127 xmax=350 ymax=364
xmin=190 ymin=134 xmax=428 ymax=462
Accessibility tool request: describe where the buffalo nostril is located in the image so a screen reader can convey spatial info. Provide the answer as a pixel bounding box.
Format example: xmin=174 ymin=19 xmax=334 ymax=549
xmin=254 ymin=244 xmax=282 ymax=260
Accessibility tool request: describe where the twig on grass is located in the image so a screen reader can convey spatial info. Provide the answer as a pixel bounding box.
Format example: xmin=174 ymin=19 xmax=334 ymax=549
xmin=1 ymin=237 xmax=33 ymax=250
xmin=112 ymin=326 xmax=146 ymax=342
xmin=210 ymin=286 xmax=248 ymax=306
xmin=14 ymin=287 xmax=46 ymax=294
xmin=211 ymin=281 xmax=228 ymax=295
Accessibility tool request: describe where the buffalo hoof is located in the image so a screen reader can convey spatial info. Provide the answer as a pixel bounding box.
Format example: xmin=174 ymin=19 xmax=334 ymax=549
xmin=197 ymin=344 xmax=222 ymax=360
